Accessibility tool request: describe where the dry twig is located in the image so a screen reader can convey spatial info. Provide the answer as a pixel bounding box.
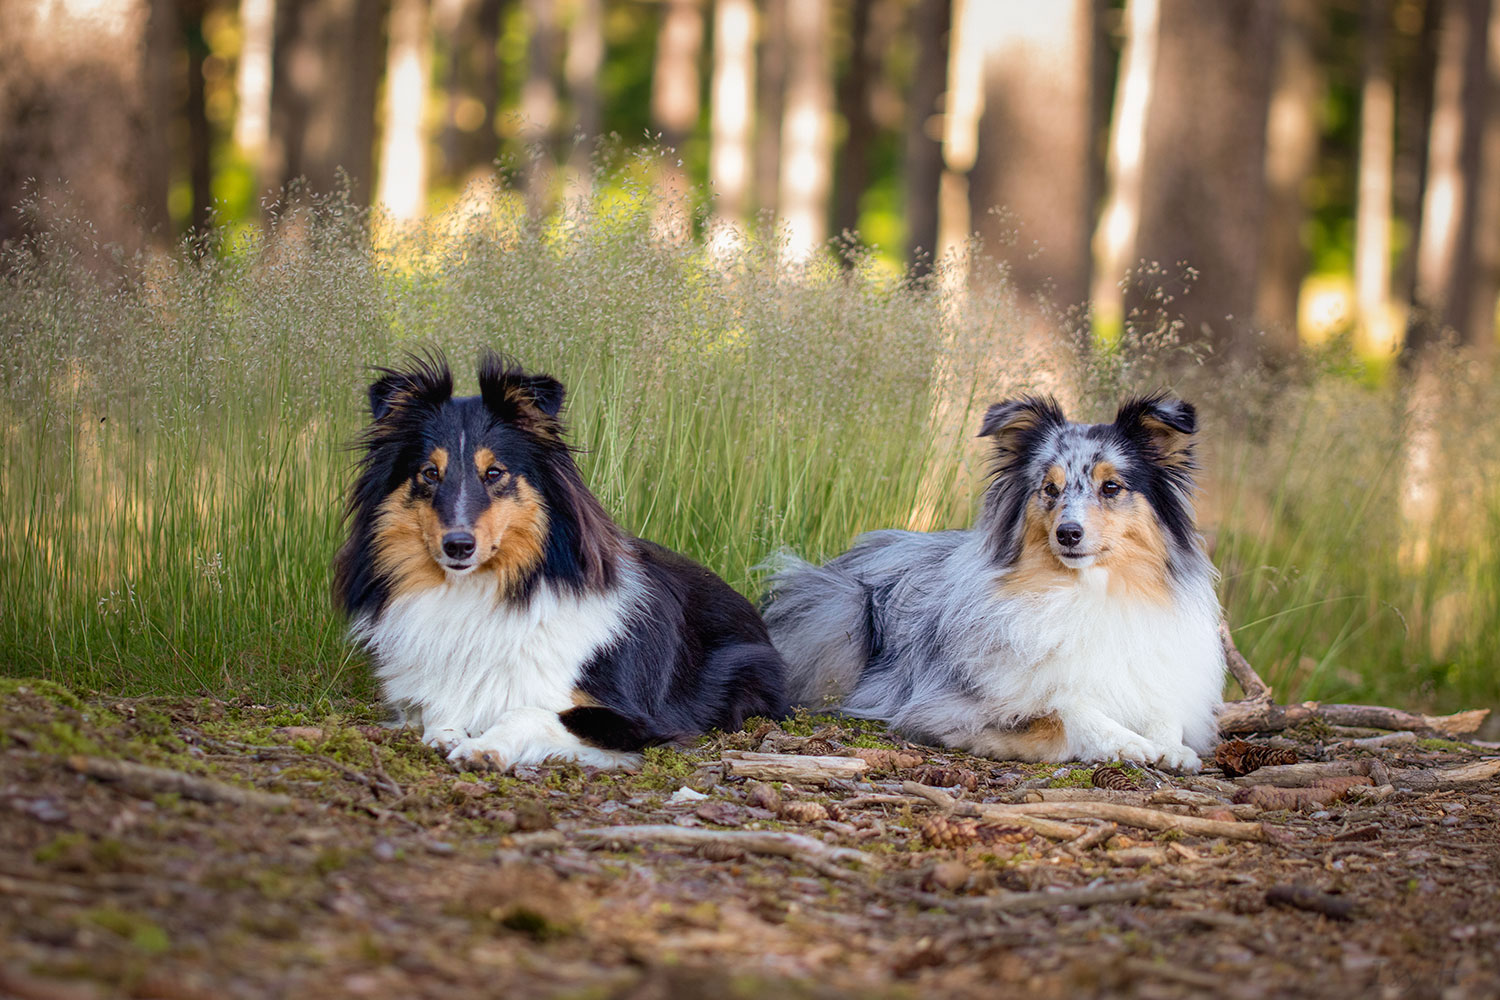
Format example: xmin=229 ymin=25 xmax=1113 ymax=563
xmin=721 ymin=751 xmax=869 ymax=785
xmin=67 ymin=755 xmax=297 ymax=810
xmin=520 ymin=824 xmax=871 ymax=880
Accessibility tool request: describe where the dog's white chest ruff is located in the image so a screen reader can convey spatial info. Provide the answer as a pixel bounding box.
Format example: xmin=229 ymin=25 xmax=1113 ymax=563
xmin=354 ymin=571 xmax=636 ymax=736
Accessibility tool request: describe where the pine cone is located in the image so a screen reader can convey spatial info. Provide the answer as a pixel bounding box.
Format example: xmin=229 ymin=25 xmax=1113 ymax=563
xmin=1215 ymin=739 xmax=1300 ymax=777
xmin=1091 ymin=765 xmax=1141 ymax=790
xmin=913 ymin=765 xmax=980 ymax=791
xmin=778 ymin=801 xmax=829 ymax=823
xmin=852 ymin=748 xmax=925 ymax=771
xmin=919 ymin=816 xmax=1030 ymax=848
xmin=919 ymin=815 xmax=978 ymax=847
xmin=974 ymin=824 xmax=1031 ymax=846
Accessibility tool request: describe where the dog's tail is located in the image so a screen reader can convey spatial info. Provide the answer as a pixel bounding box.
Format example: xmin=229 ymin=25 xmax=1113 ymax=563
xmin=758 ymin=551 xmax=875 ymax=709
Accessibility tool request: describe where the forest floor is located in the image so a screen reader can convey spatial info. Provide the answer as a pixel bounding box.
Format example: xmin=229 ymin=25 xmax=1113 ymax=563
xmin=1 ymin=678 xmax=1498 ymax=1000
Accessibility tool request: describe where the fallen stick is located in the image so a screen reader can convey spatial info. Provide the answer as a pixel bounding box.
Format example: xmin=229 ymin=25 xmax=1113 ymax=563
xmin=1065 ymin=822 xmax=1119 ymax=853
xmin=67 ymin=755 xmax=297 ymax=810
xmin=1221 ymin=620 xmax=1271 ymax=700
xmin=910 ymin=881 xmax=1151 ymax=914
xmin=1266 ymin=883 xmax=1356 ymax=920
xmin=983 ymin=800 xmax=1271 ymax=843
xmin=1217 ymin=697 xmax=1487 ymax=737
xmin=1390 ymin=757 xmax=1500 ymax=791
xmin=720 ymin=751 xmax=869 ymax=785
xmin=1231 ymin=759 xmax=1390 ymax=788
xmin=900 ymin=781 xmax=1085 ymax=839
xmin=526 ymin=824 xmax=871 ymax=879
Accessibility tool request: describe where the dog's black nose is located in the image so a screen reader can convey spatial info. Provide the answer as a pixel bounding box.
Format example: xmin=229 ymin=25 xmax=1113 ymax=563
xmin=1055 ymin=522 xmax=1084 ymax=548
xmin=442 ymin=532 xmax=476 ymax=560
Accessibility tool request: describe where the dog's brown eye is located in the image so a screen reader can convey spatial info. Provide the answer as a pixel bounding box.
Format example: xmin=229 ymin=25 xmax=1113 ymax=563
xmin=483 ymin=466 xmax=504 ymax=484
xmin=420 ymin=465 xmax=439 ymax=485
xmin=1101 ymin=480 xmax=1122 ymax=497
xmin=1042 ymin=483 xmax=1061 ymax=499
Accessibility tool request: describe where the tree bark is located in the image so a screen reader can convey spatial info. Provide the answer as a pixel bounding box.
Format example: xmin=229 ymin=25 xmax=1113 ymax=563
xmin=437 ymin=0 xmax=505 ymax=183
xmin=377 ymin=0 xmax=431 ymax=220
xmin=266 ymin=0 xmax=385 ymax=205
xmin=903 ymin=0 xmax=951 ymax=277
xmin=778 ymin=0 xmax=833 ymax=261
xmin=709 ymin=0 xmax=757 ymax=233
xmin=183 ymin=0 xmax=214 ymax=234
xmin=832 ymin=0 xmax=879 ymax=254
xmin=1092 ymin=0 xmax=1159 ymax=333
xmin=968 ymin=1 xmax=1094 ymax=308
xmin=755 ymin=0 xmax=788 ymax=218
xmin=565 ymin=0 xmax=604 ymax=176
xmin=1129 ymin=0 xmax=1279 ymax=359
xmin=1405 ymin=0 xmax=1493 ymax=354
xmin=1255 ymin=0 xmax=1324 ymax=354
xmin=0 ymin=0 xmax=170 ymax=254
xmin=1355 ymin=0 xmax=1397 ymax=354
xmin=521 ymin=0 xmax=560 ymax=215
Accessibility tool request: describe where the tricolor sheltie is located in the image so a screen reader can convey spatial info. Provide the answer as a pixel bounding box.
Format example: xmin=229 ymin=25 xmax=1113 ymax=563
xmin=334 ymin=354 xmax=788 ymax=771
xmin=762 ymin=394 xmax=1224 ymax=771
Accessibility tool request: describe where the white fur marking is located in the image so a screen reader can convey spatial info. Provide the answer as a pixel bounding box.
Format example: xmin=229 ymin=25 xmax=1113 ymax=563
xmin=352 ymin=566 xmax=643 ymax=768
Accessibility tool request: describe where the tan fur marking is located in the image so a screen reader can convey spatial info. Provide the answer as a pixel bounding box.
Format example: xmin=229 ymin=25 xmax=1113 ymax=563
xmin=1140 ymin=416 xmax=1192 ymax=469
xmin=428 ymin=447 xmax=448 ymax=477
xmin=571 ymin=689 xmax=602 ymax=708
xmin=474 ymin=446 xmax=501 ymax=476
xmin=1092 ymin=492 xmax=1172 ymax=604
xmin=970 ymin=712 xmax=1068 ymax=761
xmin=1045 ymin=464 xmax=1065 ymax=489
xmin=372 ymin=487 xmax=446 ymax=597
xmin=473 ymin=476 xmax=549 ymax=597
xmin=999 ymin=499 xmax=1073 ymax=595
xmin=1092 ymin=461 xmax=1119 ymax=486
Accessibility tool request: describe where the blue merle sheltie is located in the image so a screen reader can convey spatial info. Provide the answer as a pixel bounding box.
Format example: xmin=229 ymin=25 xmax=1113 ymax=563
xmin=762 ymin=394 xmax=1224 ymax=771
xmin=333 ymin=353 xmax=787 ymax=771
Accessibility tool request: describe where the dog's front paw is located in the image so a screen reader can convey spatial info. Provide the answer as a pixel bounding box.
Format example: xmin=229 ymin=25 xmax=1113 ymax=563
xmin=1154 ymin=743 xmax=1202 ymax=773
xmin=446 ymin=738 xmax=512 ymax=772
xmin=423 ymin=726 xmax=466 ymax=755
xmin=1089 ymin=733 xmax=1157 ymax=764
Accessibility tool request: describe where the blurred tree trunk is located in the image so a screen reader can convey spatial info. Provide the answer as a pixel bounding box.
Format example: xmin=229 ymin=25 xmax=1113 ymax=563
xmin=565 ymin=0 xmax=604 ymax=176
xmin=234 ymin=0 xmax=276 ymax=156
xmin=651 ymin=0 xmax=704 ymax=235
xmin=1092 ymin=0 xmax=1158 ymax=333
xmin=1130 ymin=0 xmax=1278 ymax=358
xmin=903 ymin=0 xmax=951 ymax=278
xmin=182 ymin=0 xmax=215 ymax=234
xmin=437 ymin=0 xmax=504 ymax=183
xmin=265 ymin=0 xmax=384 ymax=205
xmin=1392 ymin=0 xmax=1437 ymax=307
xmin=521 ymin=0 xmax=560 ymax=215
xmin=710 ymin=0 xmax=757 ymax=235
xmin=1471 ymin=0 xmax=1500 ymax=354
xmin=755 ymin=0 xmax=788 ymax=218
xmin=1405 ymin=0 xmax=1494 ymax=354
xmin=968 ymin=0 xmax=1095 ymax=308
xmin=832 ymin=0 xmax=879 ymax=253
xmin=1255 ymin=0 xmax=1323 ymax=354
xmin=0 ymin=0 xmax=170 ymax=254
xmin=779 ymin=0 xmax=833 ymax=261
xmin=1355 ymin=0 xmax=1397 ymax=354
xmin=377 ymin=0 xmax=431 ymax=220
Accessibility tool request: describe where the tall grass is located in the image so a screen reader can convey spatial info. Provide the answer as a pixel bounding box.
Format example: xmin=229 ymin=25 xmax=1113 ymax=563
xmin=1 ymin=172 xmax=1497 ymax=718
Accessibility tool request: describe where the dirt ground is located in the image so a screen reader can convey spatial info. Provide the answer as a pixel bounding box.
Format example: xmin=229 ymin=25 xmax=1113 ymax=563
xmin=2 ymin=678 xmax=1498 ymax=1000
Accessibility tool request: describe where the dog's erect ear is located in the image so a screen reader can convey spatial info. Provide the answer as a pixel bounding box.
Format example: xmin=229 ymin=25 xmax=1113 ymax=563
xmin=368 ymin=354 xmax=454 ymax=421
xmin=978 ymin=396 xmax=1066 ymax=458
xmin=477 ymin=352 xmax=566 ymax=433
xmin=1114 ymin=393 xmax=1197 ymax=469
